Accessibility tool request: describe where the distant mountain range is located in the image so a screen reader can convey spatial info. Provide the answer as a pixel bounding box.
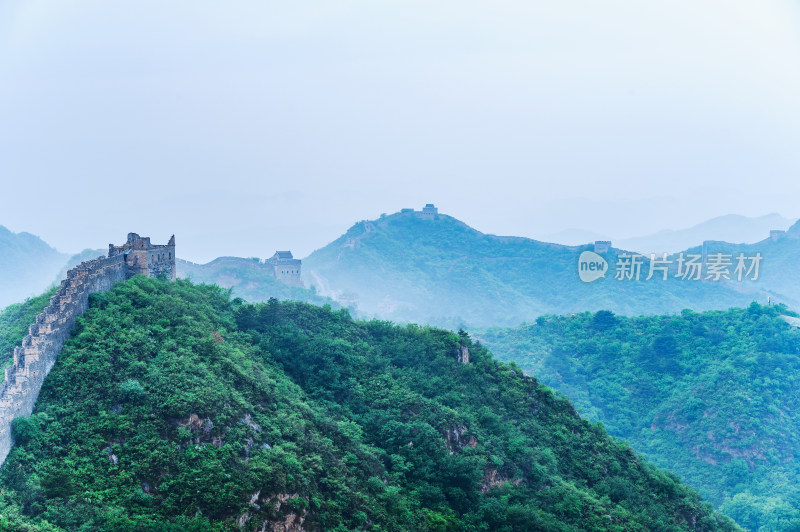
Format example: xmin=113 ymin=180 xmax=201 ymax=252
xmin=545 ymin=213 xmax=794 ymax=253
xmin=177 ymin=257 xmax=337 ymax=308
xmin=684 ymin=220 xmax=800 ymax=309
xmin=302 ymin=210 xmax=768 ymax=327
xmin=4 ymin=211 xmax=799 ymax=325
xmin=0 ymin=226 xmax=67 ymax=308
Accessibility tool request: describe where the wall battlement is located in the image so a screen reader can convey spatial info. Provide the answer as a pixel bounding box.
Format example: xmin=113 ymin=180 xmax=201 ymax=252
xmin=0 ymin=233 xmax=175 ymax=466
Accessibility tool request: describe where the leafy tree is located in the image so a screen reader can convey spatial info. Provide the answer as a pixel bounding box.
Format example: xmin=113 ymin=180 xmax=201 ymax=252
xmin=592 ymin=310 xmax=617 ymax=331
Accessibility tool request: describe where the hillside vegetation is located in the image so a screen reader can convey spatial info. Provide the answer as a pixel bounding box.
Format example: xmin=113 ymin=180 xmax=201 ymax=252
xmin=478 ymin=305 xmax=800 ymax=531
xmin=302 ymin=211 xmax=763 ymax=328
xmin=0 ymin=277 xmax=736 ymax=531
xmin=178 ymin=257 xmax=337 ymax=308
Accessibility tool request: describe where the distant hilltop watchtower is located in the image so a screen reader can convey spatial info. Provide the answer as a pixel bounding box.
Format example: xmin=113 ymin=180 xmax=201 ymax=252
xmin=265 ymin=251 xmax=303 ymax=287
xmin=421 ymin=203 xmax=439 ymax=220
xmin=401 ymin=204 xmax=439 ymax=219
xmin=108 ymin=232 xmax=176 ymax=280
xmin=594 ymin=241 xmax=611 ymax=253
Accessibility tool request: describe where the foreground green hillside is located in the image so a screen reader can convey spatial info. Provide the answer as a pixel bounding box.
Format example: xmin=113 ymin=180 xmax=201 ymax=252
xmin=302 ymin=211 xmax=762 ymax=328
xmin=0 ymin=226 xmax=67 ymax=308
xmin=0 ymin=278 xmax=736 ymax=531
xmin=478 ymin=305 xmax=800 ymax=531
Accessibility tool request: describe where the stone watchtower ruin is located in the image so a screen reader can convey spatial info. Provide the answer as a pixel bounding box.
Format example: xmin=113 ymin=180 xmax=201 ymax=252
xmin=0 ymin=233 xmax=175 ymax=466
xmin=109 ymin=233 xmax=176 ymax=280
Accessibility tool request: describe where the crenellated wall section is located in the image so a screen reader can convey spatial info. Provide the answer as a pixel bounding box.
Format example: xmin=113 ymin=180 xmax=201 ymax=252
xmin=0 ymin=233 xmax=174 ymax=465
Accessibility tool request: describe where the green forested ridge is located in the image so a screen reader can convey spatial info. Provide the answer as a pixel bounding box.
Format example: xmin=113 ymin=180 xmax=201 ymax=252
xmin=177 ymin=257 xmax=338 ymax=309
xmin=684 ymin=219 xmax=800 ymax=309
xmin=478 ymin=305 xmax=800 ymax=531
xmin=0 ymin=277 xmax=736 ymax=531
xmin=302 ymin=211 xmax=763 ymax=328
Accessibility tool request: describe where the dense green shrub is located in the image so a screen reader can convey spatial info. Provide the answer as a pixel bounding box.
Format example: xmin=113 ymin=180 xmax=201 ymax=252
xmin=480 ymin=306 xmax=800 ymax=530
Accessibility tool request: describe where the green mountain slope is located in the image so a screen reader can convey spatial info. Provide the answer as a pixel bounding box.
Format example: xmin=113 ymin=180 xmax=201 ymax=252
xmin=477 ymin=305 xmax=800 ymax=531
xmin=0 ymin=278 xmax=736 ymax=530
xmin=0 ymin=226 xmax=67 ymax=308
xmin=178 ymin=257 xmax=337 ymax=308
xmin=302 ymin=211 xmax=763 ymax=328
xmin=685 ymin=219 xmax=800 ymax=309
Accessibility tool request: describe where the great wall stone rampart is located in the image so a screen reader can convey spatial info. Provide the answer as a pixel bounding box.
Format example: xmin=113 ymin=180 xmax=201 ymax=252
xmin=0 ymin=233 xmax=174 ymax=465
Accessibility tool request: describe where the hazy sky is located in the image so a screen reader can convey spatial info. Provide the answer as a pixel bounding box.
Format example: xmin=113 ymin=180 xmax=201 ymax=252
xmin=2 ymin=1 xmax=800 ymax=263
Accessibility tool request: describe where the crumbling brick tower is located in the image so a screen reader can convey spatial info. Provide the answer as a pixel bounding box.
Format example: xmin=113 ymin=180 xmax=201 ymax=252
xmin=108 ymin=233 xmax=176 ymax=280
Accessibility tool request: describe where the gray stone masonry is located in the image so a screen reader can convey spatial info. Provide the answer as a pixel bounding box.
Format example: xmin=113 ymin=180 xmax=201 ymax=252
xmin=0 ymin=234 xmax=174 ymax=465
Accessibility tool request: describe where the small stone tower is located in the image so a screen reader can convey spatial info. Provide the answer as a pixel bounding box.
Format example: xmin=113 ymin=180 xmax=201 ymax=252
xmin=594 ymin=241 xmax=611 ymax=253
xmin=421 ymin=203 xmax=438 ymax=220
xmin=265 ymin=251 xmax=303 ymax=287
